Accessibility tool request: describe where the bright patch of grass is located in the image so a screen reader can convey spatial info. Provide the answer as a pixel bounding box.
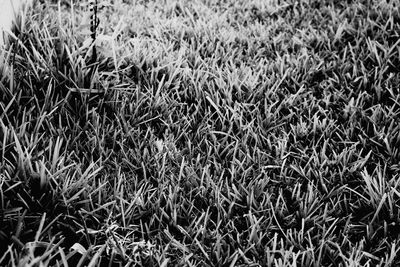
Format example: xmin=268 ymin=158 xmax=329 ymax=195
xmin=1 ymin=0 xmax=400 ymax=266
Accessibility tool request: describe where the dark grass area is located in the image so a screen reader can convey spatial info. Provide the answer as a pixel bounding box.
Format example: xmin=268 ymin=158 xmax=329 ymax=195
xmin=1 ymin=0 xmax=400 ymax=266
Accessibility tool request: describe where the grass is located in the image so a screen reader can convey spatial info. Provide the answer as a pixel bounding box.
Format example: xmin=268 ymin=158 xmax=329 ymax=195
xmin=0 ymin=0 xmax=400 ymax=265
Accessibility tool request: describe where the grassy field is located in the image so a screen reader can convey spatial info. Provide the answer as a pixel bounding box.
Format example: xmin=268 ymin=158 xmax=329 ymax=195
xmin=1 ymin=0 xmax=400 ymax=266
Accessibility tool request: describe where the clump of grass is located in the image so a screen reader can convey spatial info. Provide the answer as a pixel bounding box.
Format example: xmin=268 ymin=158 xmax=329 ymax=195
xmin=1 ymin=0 xmax=400 ymax=266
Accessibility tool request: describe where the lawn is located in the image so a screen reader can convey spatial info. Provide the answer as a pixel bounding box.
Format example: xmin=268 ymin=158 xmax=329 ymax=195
xmin=1 ymin=0 xmax=400 ymax=266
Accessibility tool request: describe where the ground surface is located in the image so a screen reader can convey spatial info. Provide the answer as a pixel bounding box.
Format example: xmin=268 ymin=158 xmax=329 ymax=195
xmin=1 ymin=0 xmax=400 ymax=266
